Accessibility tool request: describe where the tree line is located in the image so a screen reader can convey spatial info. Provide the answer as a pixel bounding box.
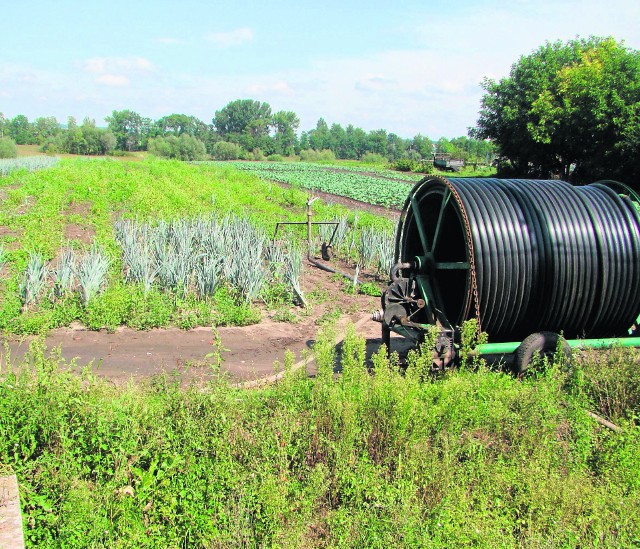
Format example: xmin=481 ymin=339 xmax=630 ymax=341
xmin=0 ymin=103 xmax=494 ymax=165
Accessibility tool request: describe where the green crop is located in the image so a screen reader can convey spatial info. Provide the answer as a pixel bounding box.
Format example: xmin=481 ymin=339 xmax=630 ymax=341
xmin=200 ymin=161 xmax=419 ymax=208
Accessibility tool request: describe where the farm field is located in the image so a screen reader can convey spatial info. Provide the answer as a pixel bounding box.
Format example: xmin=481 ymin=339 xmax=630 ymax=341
xmin=209 ymin=161 xmax=420 ymax=208
xmin=1 ymin=156 xmax=639 ymax=547
xmin=0 ymin=157 xmax=393 ymax=338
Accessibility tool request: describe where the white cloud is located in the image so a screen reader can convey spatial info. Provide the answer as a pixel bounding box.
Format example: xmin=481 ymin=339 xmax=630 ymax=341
xmin=79 ymin=56 xmax=155 ymax=88
xmin=246 ymin=81 xmax=294 ymax=96
xmin=205 ymin=27 xmax=253 ymax=47
xmin=82 ymin=56 xmax=155 ymax=74
xmin=96 ymin=74 xmax=130 ymax=87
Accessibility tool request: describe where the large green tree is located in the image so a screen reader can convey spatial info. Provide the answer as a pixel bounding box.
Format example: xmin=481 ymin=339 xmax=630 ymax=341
xmin=271 ymin=111 xmax=299 ymax=155
xmin=7 ymin=115 xmax=35 ymax=145
xmin=473 ymin=37 xmax=640 ymax=184
xmin=213 ymin=99 xmax=272 ymax=151
xmin=155 ymin=114 xmax=210 ymax=140
xmin=106 ymin=109 xmax=152 ymax=151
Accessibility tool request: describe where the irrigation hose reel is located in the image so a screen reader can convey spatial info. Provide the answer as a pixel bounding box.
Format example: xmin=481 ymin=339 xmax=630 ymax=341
xmin=375 ymin=176 xmax=640 ymax=372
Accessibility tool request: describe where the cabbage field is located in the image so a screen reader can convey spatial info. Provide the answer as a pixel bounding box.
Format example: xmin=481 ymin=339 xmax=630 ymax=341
xmin=206 ymin=161 xmax=422 ymax=208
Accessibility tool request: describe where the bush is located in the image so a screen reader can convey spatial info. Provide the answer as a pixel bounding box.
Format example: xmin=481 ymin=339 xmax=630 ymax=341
xmin=391 ymin=158 xmax=416 ymax=172
xmin=299 ymin=149 xmax=336 ymax=163
xmin=266 ymin=154 xmax=284 ymax=162
xmin=361 ymin=152 xmax=386 ymax=164
xmin=212 ymin=141 xmax=242 ymax=161
xmin=149 ymin=135 xmax=207 ymax=161
xmin=390 ymin=158 xmax=434 ymax=174
xmin=0 ymin=137 xmax=18 ymax=159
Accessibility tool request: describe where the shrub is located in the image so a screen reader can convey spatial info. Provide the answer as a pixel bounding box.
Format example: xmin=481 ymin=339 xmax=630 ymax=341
xmin=361 ymin=152 xmax=386 ymax=164
xmin=391 ymin=158 xmax=417 ymax=172
xmin=149 ymin=135 xmax=207 ymax=161
xmin=266 ymin=154 xmax=284 ymax=162
xmin=299 ymin=149 xmax=336 ymax=163
xmin=212 ymin=141 xmax=242 ymax=161
xmin=0 ymin=137 xmax=18 ymax=159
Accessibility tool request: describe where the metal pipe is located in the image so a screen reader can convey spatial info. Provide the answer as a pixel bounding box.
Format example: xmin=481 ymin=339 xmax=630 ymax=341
xmin=472 ymin=336 xmax=640 ymax=356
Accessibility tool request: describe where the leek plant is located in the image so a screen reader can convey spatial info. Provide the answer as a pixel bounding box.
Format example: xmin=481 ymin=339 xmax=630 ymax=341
xmin=52 ymin=248 xmax=76 ymax=299
xmin=19 ymin=252 xmax=48 ymax=306
xmin=77 ymin=244 xmax=110 ymax=305
xmin=0 ymin=156 xmax=59 ymax=176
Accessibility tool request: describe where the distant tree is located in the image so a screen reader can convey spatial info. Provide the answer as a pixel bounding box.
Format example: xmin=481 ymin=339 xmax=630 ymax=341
xmin=386 ymin=133 xmax=408 ymax=161
xmin=0 ymin=137 xmax=18 ymax=158
xmin=410 ymin=134 xmax=433 ymax=159
xmin=40 ymin=118 xmax=116 ymax=155
xmin=32 ymin=117 xmax=60 ymax=144
xmin=155 ymin=114 xmax=210 ymax=142
xmin=79 ymin=118 xmax=116 ymax=155
xmin=329 ymin=123 xmax=347 ymax=158
xmin=272 ymin=111 xmax=300 ymax=156
xmin=367 ymin=129 xmax=388 ymax=156
xmin=473 ymin=36 xmax=640 ymax=183
xmin=344 ymin=124 xmax=368 ymax=159
xmin=308 ymin=118 xmax=331 ymax=151
xmin=213 ymin=100 xmax=272 ymax=144
xmin=106 ymin=109 xmax=149 ymax=151
xmin=298 ymin=131 xmax=310 ymax=153
xmin=7 ymin=115 xmax=34 ymax=145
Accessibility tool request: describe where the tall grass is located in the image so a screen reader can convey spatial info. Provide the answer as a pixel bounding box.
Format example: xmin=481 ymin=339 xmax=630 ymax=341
xmin=1 ymin=328 xmax=639 ymax=547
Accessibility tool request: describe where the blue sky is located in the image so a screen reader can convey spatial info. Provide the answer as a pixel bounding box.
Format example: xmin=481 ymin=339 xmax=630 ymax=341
xmin=2 ymin=0 xmax=639 ymax=138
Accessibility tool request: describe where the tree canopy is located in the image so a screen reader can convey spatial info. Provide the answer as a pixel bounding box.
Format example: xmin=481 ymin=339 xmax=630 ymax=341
xmin=473 ymin=36 xmax=640 ymax=185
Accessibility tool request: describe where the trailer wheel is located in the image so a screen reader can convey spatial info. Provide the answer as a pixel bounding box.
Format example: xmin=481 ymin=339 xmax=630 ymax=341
xmin=514 ymin=332 xmax=571 ymax=374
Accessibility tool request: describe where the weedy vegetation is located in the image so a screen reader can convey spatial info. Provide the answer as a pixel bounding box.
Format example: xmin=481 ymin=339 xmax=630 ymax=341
xmin=0 ymin=325 xmax=639 ymax=547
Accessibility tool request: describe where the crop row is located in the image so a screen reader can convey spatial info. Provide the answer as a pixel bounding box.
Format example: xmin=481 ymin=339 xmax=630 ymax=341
xmin=205 ymin=161 xmax=417 ymax=208
xmin=0 ymin=156 xmax=59 ymax=176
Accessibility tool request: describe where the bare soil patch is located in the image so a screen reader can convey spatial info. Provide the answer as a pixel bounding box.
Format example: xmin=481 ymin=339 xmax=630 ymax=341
xmin=63 ymin=224 xmax=95 ymax=245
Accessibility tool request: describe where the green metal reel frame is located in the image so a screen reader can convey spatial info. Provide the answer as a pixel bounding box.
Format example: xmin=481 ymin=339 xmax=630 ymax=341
xmin=393 ymin=176 xmax=473 ymax=330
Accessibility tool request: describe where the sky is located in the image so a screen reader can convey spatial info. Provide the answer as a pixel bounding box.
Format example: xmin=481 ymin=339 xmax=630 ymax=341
xmin=2 ymin=0 xmax=639 ymax=139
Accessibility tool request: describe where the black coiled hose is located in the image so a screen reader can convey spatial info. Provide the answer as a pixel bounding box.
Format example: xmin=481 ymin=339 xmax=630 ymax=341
xmin=396 ymin=177 xmax=640 ymax=341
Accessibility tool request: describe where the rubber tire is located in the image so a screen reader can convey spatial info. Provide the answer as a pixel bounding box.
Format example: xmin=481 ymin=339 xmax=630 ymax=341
xmin=514 ymin=331 xmax=571 ymax=374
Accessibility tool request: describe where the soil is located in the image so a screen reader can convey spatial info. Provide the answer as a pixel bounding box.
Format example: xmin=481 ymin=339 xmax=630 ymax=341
xmin=1 ymin=258 xmax=413 ymax=384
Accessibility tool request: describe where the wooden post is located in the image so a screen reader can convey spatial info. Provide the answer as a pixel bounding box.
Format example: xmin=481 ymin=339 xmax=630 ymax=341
xmin=0 ymin=474 xmax=25 ymax=549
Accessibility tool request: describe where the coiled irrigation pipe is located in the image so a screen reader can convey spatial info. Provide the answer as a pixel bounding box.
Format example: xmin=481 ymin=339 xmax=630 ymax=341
xmin=396 ymin=177 xmax=640 ymax=342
